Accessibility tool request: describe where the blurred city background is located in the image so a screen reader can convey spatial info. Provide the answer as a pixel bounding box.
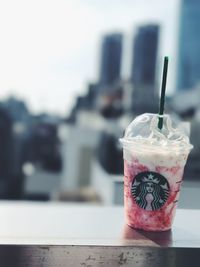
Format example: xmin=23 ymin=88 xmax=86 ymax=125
xmin=0 ymin=0 xmax=199 ymax=207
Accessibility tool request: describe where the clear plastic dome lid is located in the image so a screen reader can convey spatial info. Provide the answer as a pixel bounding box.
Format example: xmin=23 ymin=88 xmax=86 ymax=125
xmin=120 ymin=113 xmax=193 ymax=152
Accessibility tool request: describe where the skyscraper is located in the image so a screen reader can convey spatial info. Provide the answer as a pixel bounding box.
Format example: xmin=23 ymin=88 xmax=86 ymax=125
xmin=130 ymin=25 xmax=159 ymax=114
xmin=177 ymin=0 xmax=200 ymax=91
xmin=131 ymin=25 xmax=159 ymax=86
xmin=99 ymin=33 xmax=123 ymax=85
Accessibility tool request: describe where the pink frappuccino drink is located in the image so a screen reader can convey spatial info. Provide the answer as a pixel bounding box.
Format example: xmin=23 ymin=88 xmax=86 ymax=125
xmin=120 ymin=113 xmax=192 ymax=231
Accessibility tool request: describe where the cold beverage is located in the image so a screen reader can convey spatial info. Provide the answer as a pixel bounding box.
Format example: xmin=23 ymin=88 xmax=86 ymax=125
xmin=120 ymin=113 xmax=192 ymax=231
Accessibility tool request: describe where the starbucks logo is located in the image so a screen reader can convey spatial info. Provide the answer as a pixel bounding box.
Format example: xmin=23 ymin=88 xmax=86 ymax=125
xmin=131 ymin=171 xmax=170 ymax=211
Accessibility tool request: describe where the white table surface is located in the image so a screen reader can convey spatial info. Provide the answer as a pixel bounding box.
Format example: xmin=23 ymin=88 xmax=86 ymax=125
xmin=0 ymin=201 xmax=199 ymax=247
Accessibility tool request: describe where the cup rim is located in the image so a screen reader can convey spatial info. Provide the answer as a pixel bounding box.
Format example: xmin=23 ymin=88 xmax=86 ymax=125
xmin=119 ymin=137 xmax=193 ymax=153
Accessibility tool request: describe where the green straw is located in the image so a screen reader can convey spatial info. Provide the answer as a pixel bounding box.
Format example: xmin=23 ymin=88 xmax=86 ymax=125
xmin=158 ymin=56 xmax=169 ymax=130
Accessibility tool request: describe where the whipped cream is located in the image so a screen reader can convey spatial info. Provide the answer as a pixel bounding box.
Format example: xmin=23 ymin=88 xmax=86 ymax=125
xmin=120 ymin=113 xmax=193 ymax=167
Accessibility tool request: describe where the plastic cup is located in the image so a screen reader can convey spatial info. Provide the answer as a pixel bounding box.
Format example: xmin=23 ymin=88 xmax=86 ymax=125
xmin=120 ymin=113 xmax=193 ymax=231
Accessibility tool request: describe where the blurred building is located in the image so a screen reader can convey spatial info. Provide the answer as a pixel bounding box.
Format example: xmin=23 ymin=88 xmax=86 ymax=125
xmin=99 ymin=33 xmax=123 ymax=85
xmin=69 ymin=32 xmax=124 ymax=121
xmin=130 ymin=24 xmax=159 ymax=114
xmin=131 ymin=25 xmax=159 ymax=85
xmin=177 ymin=0 xmax=200 ymax=91
xmin=2 ymin=96 xmax=30 ymax=123
xmin=97 ymin=84 xmax=124 ymax=119
xmin=25 ymin=120 xmax=62 ymax=172
xmin=66 ymin=83 xmax=100 ymax=123
xmin=0 ymin=107 xmax=26 ymax=199
xmin=171 ymin=85 xmax=200 ymax=116
xmin=76 ymin=83 xmax=98 ymax=111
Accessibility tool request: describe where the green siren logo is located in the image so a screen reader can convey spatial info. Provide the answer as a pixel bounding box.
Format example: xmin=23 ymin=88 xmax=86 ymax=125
xmin=131 ymin=171 xmax=170 ymax=211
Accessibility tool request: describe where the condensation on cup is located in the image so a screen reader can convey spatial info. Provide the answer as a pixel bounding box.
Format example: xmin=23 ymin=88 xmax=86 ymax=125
xmin=120 ymin=113 xmax=193 ymax=231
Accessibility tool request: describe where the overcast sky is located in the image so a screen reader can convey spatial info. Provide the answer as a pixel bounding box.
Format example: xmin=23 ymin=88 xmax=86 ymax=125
xmin=0 ymin=0 xmax=180 ymax=115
